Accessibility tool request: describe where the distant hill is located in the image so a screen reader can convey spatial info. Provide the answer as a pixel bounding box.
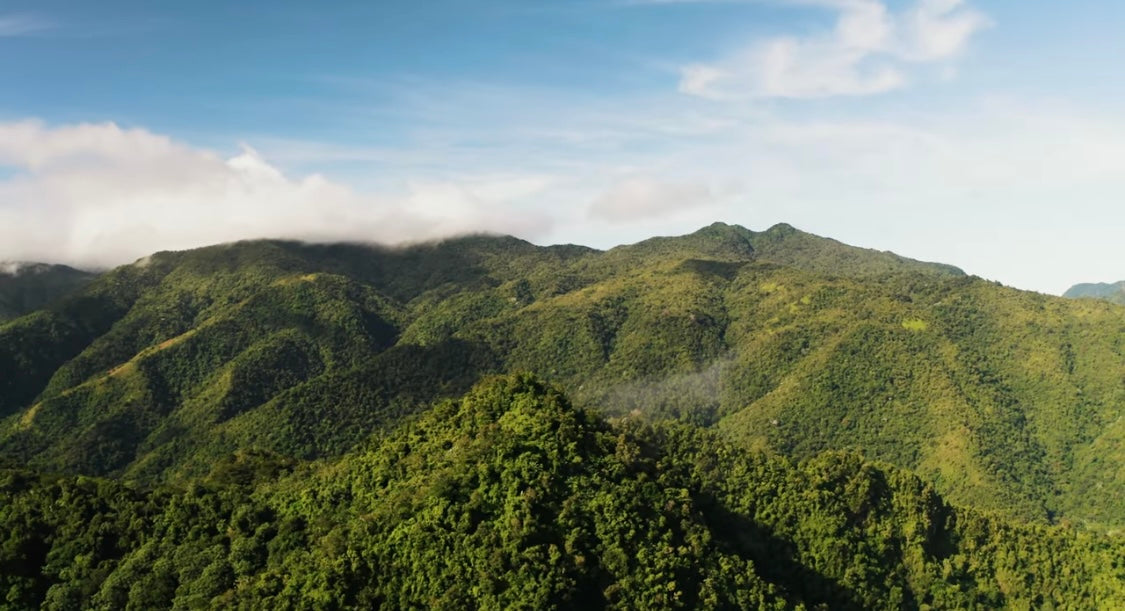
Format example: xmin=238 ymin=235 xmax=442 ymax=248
xmin=1065 ymin=280 xmax=1125 ymax=305
xmin=0 ymin=262 xmax=98 ymax=323
xmin=1 ymin=222 xmax=1124 ymax=533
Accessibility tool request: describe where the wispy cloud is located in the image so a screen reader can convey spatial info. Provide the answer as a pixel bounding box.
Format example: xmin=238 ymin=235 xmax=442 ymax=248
xmin=0 ymin=0 xmax=1117 ymax=295
xmin=678 ymin=0 xmax=989 ymax=99
xmin=0 ymin=13 xmax=54 ymax=37
xmin=587 ymin=178 xmax=724 ymax=222
xmin=3 ymin=88 xmax=1125 ymax=295
xmin=254 ymin=72 xmax=1125 ymax=291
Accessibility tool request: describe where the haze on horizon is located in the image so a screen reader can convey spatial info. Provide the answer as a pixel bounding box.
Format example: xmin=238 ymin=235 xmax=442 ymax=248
xmin=1 ymin=0 xmax=1123 ymax=295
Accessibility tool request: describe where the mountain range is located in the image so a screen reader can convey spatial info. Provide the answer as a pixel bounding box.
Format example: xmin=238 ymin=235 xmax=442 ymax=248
xmin=1065 ymin=280 xmax=1125 ymax=305
xmin=1 ymin=222 xmax=1123 ymax=608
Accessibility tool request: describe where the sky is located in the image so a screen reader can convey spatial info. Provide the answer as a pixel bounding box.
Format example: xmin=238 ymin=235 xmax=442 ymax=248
xmin=1 ymin=0 xmax=1124 ymax=294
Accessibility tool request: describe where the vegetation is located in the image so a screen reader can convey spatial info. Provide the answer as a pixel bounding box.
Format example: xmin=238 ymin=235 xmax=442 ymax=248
xmin=2 ymin=374 xmax=1123 ymax=609
xmin=1065 ymin=280 xmax=1125 ymax=305
xmin=2 ymin=224 xmax=1124 ymax=527
xmin=1 ymin=222 xmax=1124 ymax=608
xmin=0 ymin=263 xmax=96 ymax=323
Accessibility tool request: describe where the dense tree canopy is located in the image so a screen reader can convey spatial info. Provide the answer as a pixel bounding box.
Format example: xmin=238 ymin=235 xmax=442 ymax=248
xmin=2 ymin=375 xmax=1123 ymax=609
xmin=1 ymin=223 xmax=1124 ymax=608
xmin=0 ymin=263 xmax=96 ymax=323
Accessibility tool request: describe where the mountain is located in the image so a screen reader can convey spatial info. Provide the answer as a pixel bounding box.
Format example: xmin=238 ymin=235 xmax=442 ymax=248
xmin=3 ymin=375 xmax=1123 ymax=609
xmin=1065 ymin=280 xmax=1125 ymax=305
xmin=0 ymin=262 xmax=97 ymax=322
xmin=1 ymin=222 xmax=1124 ymax=533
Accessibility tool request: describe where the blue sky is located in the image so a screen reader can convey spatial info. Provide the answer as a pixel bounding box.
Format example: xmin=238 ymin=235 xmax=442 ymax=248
xmin=1 ymin=0 xmax=1123 ymax=294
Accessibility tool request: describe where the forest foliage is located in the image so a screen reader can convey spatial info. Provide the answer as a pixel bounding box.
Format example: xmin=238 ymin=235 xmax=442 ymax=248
xmin=2 ymin=374 xmax=1123 ymax=609
xmin=1 ymin=222 xmax=1124 ymax=608
xmin=0 ymin=264 xmax=97 ymax=324
xmin=1 ymin=223 xmax=1120 ymax=528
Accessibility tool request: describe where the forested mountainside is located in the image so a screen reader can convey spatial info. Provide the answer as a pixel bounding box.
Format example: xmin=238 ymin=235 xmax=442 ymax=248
xmin=3 ymin=375 xmax=1124 ymax=609
xmin=1066 ymin=280 xmax=1125 ymax=305
xmin=0 ymin=222 xmax=1123 ymax=536
xmin=0 ymin=263 xmax=97 ymax=323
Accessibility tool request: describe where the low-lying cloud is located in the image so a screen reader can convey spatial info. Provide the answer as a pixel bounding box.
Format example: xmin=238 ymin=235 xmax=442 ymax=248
xmin=0 ymin=120 xmax=555 ymax=269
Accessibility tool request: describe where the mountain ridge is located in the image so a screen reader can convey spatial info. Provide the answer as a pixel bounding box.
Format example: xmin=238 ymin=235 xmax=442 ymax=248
xmin=0 ymin=222 xmax=1121 ymax=532
xmin=1065 ymin=280 xmax=1125 ymax=305
xmin=0 ymin=262 xmax=98 ymax=323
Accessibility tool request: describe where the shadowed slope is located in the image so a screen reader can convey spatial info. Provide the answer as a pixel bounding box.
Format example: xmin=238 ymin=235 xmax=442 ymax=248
xmin=0 ymin=263 xmax=98 ymax=323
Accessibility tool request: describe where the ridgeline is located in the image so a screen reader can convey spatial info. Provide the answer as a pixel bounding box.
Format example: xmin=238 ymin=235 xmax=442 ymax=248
xmin=1 ymin=223 xmax=1124 ymax=608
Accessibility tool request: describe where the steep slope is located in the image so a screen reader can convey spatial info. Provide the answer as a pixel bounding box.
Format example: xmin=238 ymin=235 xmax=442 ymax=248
xmin=1066 ymin=280 xmax=1125 ymax=305
xmin=0 ymin=262 xmax=97 ymax=322
xmin=2 ymin=376 xmax=1123 ymax=609
xmin=0 ymin=223 xmax=1123 ymax=531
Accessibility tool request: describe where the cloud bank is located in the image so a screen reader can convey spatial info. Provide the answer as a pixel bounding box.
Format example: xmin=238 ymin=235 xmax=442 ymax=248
xmin=0 ymin=120 xmax=554 ymax=269
xmin=679 ymin=0 xmax=989 ymax=99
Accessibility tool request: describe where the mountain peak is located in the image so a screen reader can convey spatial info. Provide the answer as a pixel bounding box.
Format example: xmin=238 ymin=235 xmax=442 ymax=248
xmin=762 ymin=222 xmax=799 ymax=235
xmin=605 ymin=222 xmax=755 ymax=263
xmin=740 ymin=223 xmax=963 ymax=278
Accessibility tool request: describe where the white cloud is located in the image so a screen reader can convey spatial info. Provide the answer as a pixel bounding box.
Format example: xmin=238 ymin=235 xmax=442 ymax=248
xmin=899 ymin=0 xmax=989 ymax=60
xmin=678 ymin=65 xmax=729 ymax=100
xmin=4 ymin=86 xmax=1125 ymax=296
xmin=0 ymin=120 xmax=554 ymax=268
xmin=220 ymin=75 xmax=1125 ymax=295
xmin=679 ymin=0 xmax=989 ymax=99
xmin=588 ymin=178 xmax=723 ymax=222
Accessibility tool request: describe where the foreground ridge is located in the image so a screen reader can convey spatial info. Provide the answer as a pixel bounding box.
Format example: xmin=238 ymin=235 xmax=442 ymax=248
xmin=2 ymin=375 xmax=1123 ymax=608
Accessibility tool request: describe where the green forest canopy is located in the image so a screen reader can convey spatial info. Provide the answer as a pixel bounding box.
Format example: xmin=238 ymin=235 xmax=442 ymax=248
xmin=1 ymin=223 xmax=1124 ymax=608
xmin=3 ymin=374 xmax=1124 ymax=609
